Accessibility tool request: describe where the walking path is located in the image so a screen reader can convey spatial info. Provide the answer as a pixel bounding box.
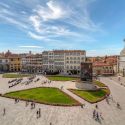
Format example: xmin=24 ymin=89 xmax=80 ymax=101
xmin=62 ymin=88 xmax=88 ymax=105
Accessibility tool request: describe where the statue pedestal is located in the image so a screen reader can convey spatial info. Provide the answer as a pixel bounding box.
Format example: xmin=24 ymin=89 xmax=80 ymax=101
xmin=75 ymin=81 xmax=96 ymax=90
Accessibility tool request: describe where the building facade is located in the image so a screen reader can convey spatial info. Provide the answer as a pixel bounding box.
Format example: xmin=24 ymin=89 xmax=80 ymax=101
xmin=21 ymin=54 xmax=42 ymax=73
xmin=0 ymin=57 xmax=9 ymax=72
xmin=42 ymin=50 xmax=86 ymax=74
xmin=9 ymin=56 xmax=22 ymax=72
xmin=119 ymin=45 xmax=125 ymax=75
xmin=93 ymin=62 xmax=114 ymax=76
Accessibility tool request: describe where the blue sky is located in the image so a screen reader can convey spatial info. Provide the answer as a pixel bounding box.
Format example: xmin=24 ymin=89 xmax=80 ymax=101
xmin=0 ymin=0 xmax=125 ymax=56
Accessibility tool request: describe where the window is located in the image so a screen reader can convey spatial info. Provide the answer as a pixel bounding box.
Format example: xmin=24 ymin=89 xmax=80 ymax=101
xmin=70 ymin=61 xmax=73 ymax=64
xmin=67 ymin=66 xmax=69 ymax=69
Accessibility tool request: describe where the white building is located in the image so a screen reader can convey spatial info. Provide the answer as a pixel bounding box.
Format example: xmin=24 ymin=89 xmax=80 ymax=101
xmin=42 ymin=50 xmax=86 ymax=74
xmin=119 ymin=44 xmax=125 ymax=75
xmin=0 ymin=57 xmax=10 ymax=72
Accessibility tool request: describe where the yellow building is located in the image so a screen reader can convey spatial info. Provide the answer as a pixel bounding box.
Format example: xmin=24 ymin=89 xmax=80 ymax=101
xmin=9 ymin=56 xmax=22 ymax=72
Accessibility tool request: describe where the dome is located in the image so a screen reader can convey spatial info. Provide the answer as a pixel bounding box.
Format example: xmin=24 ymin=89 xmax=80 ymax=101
xmin=120 ymin=48 xmax=125 ymax=56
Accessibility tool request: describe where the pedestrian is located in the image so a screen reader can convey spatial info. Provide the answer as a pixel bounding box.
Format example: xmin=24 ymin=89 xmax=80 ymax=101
xmin=96 ymin=112 xmax=99 ymax=121
xmin=117 ymin=102 xmax=121 ymax=109
xmin=50 ymin=122 xmax=52 ymax=125
xmin=99 ymin=112 xmax=104 ymax=120
xmin=33 ymin=102 xmax=35 ymax=108
xmin=81 ymin=104 xmax=85 ymax=108
xmin=106 ymin=97 xmax=109 ymax=104
xmin=15 ymin=98 xmax=17 ymax=104
xmin=95 ymin=104 xmax=98 ymax=109
xmin=39 ymin=108 xmax=41 ymax=118
xmin=25 ymin=101 xmax=29 ymax=107
xmin=81 ymin=105 xmax=83 ymax=108
xmin=61 ymin=86 xmax=63 ymax=90
xmin=3 ymin=108 xmax=6 ymax=116
xmin=93 ymin=110 xmax=96 ymax=118
xmin=36 ymin=110 xmax=39 ymax=119
xmin=31 ymin=102 xmax=33 ymax=109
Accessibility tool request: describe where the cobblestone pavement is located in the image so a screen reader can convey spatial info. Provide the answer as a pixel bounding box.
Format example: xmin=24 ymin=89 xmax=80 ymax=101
xmin=0 ymin=75 xmax=125 ymax=125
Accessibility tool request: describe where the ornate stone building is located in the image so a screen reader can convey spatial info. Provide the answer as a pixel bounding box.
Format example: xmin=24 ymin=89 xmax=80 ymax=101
xmin=42 ymin=50 xmax=86 ymax=75
xmin=119 ymin=42 xmax=125 ymax=75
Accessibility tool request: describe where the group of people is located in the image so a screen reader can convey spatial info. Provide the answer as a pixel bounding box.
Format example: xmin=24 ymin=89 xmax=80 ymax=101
xmin=117 ymin=76 xmax=125 ymax=87
xmin=34 ymin=78 xmax=40 ymax=82
xmin=15 ymin=98 xmax=20 ymax=104
xmin=8 ymin=78 xmax=23 ymax=88
xmin=92 ymin=104 xmax=103 ymax=123
xmin=41 ymin=80 xmax=51 ymax=85
xmin=21 ymin=76 xmax=40 ymax=85
xmin=105 ymin=94 xmax=122 ymax=109
xmin=93 ymin=109 xmax=103 ymax=122
xmin=8 ymin=79 xmax=17 ymax=83
xmin=15 ymin=99 xmax=41 ymax=119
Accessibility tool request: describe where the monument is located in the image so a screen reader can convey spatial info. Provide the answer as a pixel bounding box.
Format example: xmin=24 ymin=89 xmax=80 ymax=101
xmin=75 ymin=62 xmax=96 ymax=90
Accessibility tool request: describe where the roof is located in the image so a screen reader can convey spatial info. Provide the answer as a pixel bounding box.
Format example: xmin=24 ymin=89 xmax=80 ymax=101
xmin=93 ymin=62 xmax=113 ymax=67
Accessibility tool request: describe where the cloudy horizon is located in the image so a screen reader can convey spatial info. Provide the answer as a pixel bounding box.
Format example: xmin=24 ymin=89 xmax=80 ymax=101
xmin=0 ymin=0 xmax=125 ymax=56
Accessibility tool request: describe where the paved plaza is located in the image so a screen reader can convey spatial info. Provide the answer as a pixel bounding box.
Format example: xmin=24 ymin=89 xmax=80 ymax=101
xmin=0 ymin=75 xmax=125 ymax=125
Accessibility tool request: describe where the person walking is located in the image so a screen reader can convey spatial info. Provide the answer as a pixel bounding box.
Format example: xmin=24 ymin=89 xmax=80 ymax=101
xmin=38 ymin=108 xmax=41 ymax=118
xmin=93 ymin=110 xmax=96 ymax=119
xmin=95 ymin=104 xmax=98 ymax=109
xmin=31 ymin=102 xmax=33 ymax=109
xmin=117 ymin=102 xmax=121 ymax=109
xmin=3 ymin=108 xmax=6 ymax=116
xmin=25 ymin=101 xmax=29 ymax=107
xmin=36 ymin=110 xmax=39 ymax=119
xmin=96 ymin=112 xmax=99 ymax=121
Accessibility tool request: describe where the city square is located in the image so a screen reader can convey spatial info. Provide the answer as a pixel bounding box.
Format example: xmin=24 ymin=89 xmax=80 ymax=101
xmin=0 ymin=74 xmax=125 ymax=125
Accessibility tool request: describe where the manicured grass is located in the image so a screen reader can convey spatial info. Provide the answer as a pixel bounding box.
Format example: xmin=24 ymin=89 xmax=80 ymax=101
xmin=4 ymin=87 xmax=80 ymax=106
xmin=69 ymin=89 xmax=110 ymax=103
xmin=47 ymin=76 xmax=78 ymax=81
xmin=3 ymin=73 xmax=31 ymax=78
xmin=94 ymin=80 xmax=107 ymax=87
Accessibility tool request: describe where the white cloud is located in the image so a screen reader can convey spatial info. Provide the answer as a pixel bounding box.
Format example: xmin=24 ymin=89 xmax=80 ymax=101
xmin=0 ymin=0 xmax=104 ymax=53
xmin=29 ymin=0 xmax=68 ymax=34
xmin=28 ymin=31 xmax=46 ymax=40
xmin=36 ymin=0 xmax=66 ymax=21
xmin=19 ymin=45 xmax=43 ymax=49
xmin=0 ymin=14 xmax=28 ymax=29
xmin=28 ymin=0 xmax=102 ymax=42
xmin=29 ymin=15 xmax=41 ymax=32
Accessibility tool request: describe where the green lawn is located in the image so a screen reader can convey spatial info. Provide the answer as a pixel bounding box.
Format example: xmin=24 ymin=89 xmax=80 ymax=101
xmin=4 ymin=87 xmax=80 ymax=106
xmin=3 ymin=73 xmax=31 ymax=78
xmin=94 ymin=80 xmax=107 ymax=87
xmin=69 ymin=89 xmax=109 ymax=103
xmin=47 ymin=76 xmax=78 ymax=81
